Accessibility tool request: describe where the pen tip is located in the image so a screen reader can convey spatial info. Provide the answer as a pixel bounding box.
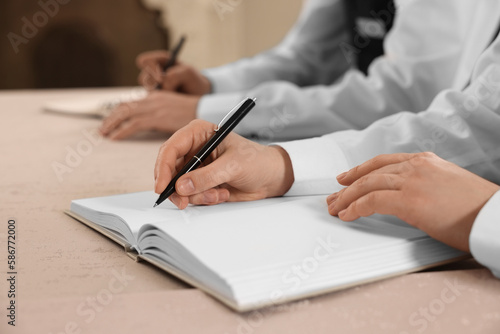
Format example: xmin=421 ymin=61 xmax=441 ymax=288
xmin=153 ymin=203 xmax=158 ymax=208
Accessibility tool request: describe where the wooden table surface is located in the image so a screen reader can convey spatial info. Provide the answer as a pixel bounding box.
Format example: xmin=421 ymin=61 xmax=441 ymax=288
xmin=1 ymin=88 xmax=499 ymax=334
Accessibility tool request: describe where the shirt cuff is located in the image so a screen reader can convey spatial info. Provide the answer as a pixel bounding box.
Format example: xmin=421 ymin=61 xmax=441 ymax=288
xmin=470 ymin=190 xmax=500 ymax=278
xmin=276 ymin=136 xmax=350 ymax=196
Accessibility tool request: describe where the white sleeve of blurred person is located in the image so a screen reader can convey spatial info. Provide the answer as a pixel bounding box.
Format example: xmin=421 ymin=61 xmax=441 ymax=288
xmin=203 ymin=0 xmax=350 ymax=93
xmin=198 ymin=0 xmax=351 ymax=128
xmin=276 ymin=0 xmax=500 ymax=196
xmin=470 ymin=190 xmax=500 ymax=278
xmin=198 ymin=0 xmax=485 ymax=140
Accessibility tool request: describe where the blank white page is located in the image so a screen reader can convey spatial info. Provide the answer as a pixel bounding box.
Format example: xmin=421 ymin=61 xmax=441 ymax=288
xmin=146 ymin=194 xmax=428 ymax=275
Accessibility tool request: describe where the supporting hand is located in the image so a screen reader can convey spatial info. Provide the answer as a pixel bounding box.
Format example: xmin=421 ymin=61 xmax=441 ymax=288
xmin=327 ymin=152 xmax=500 ymax=251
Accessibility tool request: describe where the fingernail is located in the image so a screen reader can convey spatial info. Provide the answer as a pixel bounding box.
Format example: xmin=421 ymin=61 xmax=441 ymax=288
xmin=328 ymin=201 xmax=336 ymax=214
xmin=177 ymin=179 xmax=195 ymax=195
xmin=338 ymin=209 xmax=347 ymax=219
xmin=337 ymin=172 xmax=348 ymax=180
xmin=328 ymin=199 xmax=337 ymax=212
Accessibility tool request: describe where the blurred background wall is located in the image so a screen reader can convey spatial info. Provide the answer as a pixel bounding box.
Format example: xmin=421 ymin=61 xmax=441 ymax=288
xmin=0 ymin=0 xmax=302 ymax=90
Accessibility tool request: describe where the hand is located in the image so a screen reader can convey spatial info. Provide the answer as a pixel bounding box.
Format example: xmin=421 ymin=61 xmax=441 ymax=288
xmin=136 ymin=50 xmax=211 ymax=94
xmin=100 ymin=91 xmax=198 ymax=140
xmin=327 ymin=152 xmax=500 ymax=252
xmin=154 ymin=120 xmax=295 ymax=209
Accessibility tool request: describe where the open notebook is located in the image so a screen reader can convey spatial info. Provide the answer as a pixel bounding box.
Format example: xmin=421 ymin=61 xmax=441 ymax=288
xmin=67 ymin=191 xmax=467 ymax=311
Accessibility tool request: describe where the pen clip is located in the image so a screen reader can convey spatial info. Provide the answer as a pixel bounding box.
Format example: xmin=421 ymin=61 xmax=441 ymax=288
xmin=215 ymin=99 xmax=247 ymax=132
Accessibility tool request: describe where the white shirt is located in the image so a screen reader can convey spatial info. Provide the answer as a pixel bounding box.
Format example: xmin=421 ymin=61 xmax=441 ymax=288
xmin=470 ymin=191 xmax=500 ymax=278
xmin=199 ymin=0 xmax=351 ymax=139
xmin=198 ymin=0 xmax=494 ymax=140
xmin=277 ymin=0 xmax=500 ymax=277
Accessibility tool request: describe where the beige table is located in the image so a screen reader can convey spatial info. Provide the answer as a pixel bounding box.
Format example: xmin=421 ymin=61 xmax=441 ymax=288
xmin=1 ymin=88 xmax=500 ymax=334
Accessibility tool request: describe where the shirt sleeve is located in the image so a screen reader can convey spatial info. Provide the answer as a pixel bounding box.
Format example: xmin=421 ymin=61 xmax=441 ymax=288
xmin=202 ymin=0 xmax=350 ymax=94
xmin=274 ymin=44 xmax=500 ymax=199
xmin=470 ymin=190 xmax=500 ymax=278
xmin=198 ymin=0 xmax=479 ymax=140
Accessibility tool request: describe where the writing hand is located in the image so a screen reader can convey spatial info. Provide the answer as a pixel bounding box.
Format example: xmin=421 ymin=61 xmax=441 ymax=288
xmin=136 ymin=50 xmax=211 ymax=94
xmin=154 ymin=120 xmax=294 ymax=209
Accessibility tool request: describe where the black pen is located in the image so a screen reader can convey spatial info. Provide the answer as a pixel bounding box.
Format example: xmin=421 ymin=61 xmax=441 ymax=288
xmin=155 ymin=35 xmax=187 ymax=90
xmin=154 ymin=97 xmax=256 ymax=207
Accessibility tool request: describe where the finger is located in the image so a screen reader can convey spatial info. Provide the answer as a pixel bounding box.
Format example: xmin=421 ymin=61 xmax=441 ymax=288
xmin=186 ymin=188 xmax=231 ymax=206
xmin=162 ymin=65 xmax=189 ymax=92
xmin=105 ymin=97 xmax=156 ymax=131
xmin=174 ymin=152 xmax=238 ymax=197
xmin=136 ymin=50 xmax=170 ymax=69
xmin=327 ymin=190 xmax=342 ymax=210
xmin=100 ymin=103 xmax=136 ymax=136
xmin=108 ymin=115 xmax=152 ymax=140
xmin=156 ymin=154 xmax=196 ymax=195
xmin=337 ymin=153 xmax=415 ymax=186
xmin=137 ymin=53 xmax=171 ymax=89
xmin=154 ymin=120 xmax=217 ymax=192
xmin=327 ymin=192 xmax=340 ymax=204
xmin=137 ymin=51 xmax=180 ymax=90
xmin=336 ymin=190 xmax=405 ymax=221
xmin=330 ymin=173 xmax=404 ymax=216
xmin=175 ymin=156 xmax=186 ymax=171
xmin=169 ymin=192 xmax=189 ymax=210
xmin=139 ymin=69 xmax=162 ymax=91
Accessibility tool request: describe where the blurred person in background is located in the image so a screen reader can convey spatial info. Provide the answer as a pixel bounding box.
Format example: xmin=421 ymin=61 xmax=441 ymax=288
xmin=101 ymin=0 xmax=405 ymax=140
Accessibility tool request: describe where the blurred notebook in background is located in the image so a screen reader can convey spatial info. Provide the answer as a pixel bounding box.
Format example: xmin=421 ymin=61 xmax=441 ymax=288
xmin=43 ymin=88 xmax=147 ymax=118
